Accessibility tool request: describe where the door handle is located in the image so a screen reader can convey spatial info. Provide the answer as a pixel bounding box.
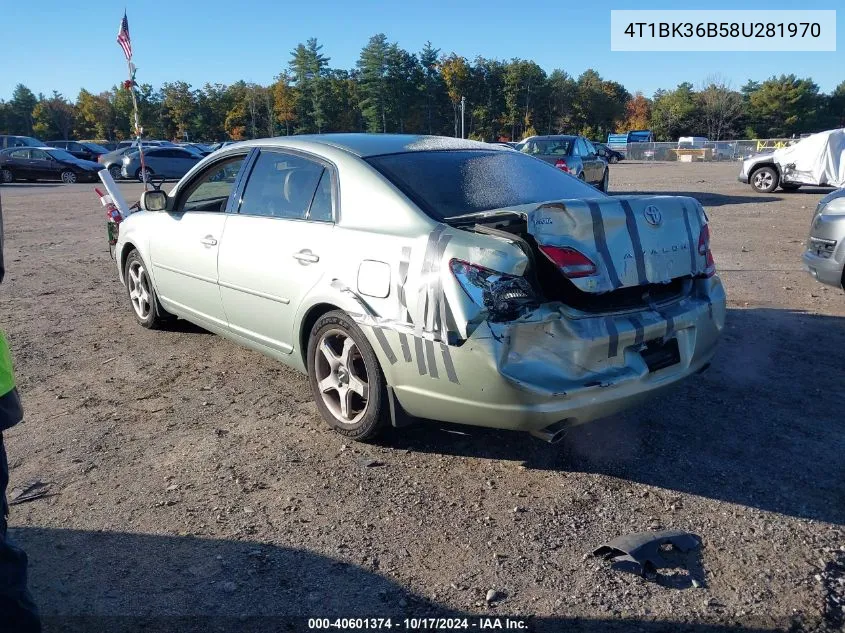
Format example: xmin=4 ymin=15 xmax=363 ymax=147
xmin=292 ymin=249 xmax=319 ymax=264
xmin=200 ymin=235 xmax=218 ymax=247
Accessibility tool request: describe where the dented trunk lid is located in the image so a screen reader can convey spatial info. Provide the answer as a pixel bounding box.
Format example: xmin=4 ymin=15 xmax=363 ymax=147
xmin=528 ymin=196 xmax=709 ymax=293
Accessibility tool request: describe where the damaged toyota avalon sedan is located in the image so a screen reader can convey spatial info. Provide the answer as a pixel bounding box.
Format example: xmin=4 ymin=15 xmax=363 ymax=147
xmin=113 ymin=134 xmax=725 ymax=442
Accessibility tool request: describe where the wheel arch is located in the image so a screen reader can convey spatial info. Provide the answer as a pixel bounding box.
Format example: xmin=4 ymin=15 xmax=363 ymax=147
xmin=119 ymin=241 xmax=138 ymax=283
xmin=298 ymin=302 xmax=343 ymax=368
xmin=749 ymin=161 xmax=780 ymax=178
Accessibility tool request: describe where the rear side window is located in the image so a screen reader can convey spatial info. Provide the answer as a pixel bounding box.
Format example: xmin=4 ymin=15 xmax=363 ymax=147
xmin=366 ymin=150 xmax=602 ymax=220
xmin=8 ymin=149 xmax=29 ymax=159
xmin=308 ymin=171 xmax=333 ymax=222
xmin=238 ymin=151 xmax=325 ymax=220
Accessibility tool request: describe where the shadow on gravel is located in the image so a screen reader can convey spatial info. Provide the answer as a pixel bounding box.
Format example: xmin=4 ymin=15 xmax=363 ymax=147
xmin=387 ymin=308 xmax=845 ymax=525
xmin=613 ymin=191 xmax=781 ymax=206
xmin=15 ymin=527 xmax=796 ymax=633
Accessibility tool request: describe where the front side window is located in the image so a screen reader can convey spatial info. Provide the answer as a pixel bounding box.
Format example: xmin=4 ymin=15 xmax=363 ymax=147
xmin=30 ymin=149 xmax=50 ymax=160
xmin=179 ymin=155 xmax=247 ymax=213
xmin=239 ymin=151 xmax=325 ymax=220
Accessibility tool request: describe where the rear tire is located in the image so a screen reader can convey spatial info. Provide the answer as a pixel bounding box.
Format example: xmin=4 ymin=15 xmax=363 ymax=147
xmin=136 ymin=167 xmax=153 ymax=182
xmin=609 ymin=155 xmax=619 ymax=164
xmin=307 ymin=310 xmax=389 ymax=442
xmin=0 ymin=168 xmax=12 ymax=183
xmin=60 ymin=170 xmax=77 ymax=184
xmin=108 ymin=165 xmax=122 ymax=180
xmin=598 ymin=169 xmax=609 ymax=192
xmin=750 ymin=166 xmax=778 ymax=193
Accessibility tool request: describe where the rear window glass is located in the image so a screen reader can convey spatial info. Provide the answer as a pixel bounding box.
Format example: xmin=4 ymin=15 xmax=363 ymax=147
xmin=366 ymin=150 xmax=602 ymax=220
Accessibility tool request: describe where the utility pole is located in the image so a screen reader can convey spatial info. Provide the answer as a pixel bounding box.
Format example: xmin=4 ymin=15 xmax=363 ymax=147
xmin=460 ymin=96 xmax=466 ymax=139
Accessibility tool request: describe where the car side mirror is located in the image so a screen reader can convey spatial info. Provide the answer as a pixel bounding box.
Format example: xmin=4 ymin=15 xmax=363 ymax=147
xmin=140 ymin=190 xmax=168 ymax=212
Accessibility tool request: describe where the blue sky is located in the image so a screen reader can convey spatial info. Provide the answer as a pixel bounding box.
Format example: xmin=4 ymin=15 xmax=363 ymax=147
xmin=4 ymin=0 xmax=843 ymax=100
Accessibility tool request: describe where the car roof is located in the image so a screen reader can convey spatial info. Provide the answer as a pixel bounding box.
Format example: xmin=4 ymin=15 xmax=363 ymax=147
xmin=522 ymin=135 xmax=577 ymax=141
xmin=223 ymin=134 xmax=503 ymax=158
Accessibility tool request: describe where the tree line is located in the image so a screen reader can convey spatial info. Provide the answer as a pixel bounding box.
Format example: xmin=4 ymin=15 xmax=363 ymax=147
xmin=2 ymin=35 xmax=844 ymax=143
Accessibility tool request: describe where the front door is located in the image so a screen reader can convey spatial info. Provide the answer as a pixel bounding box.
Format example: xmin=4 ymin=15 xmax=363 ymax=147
xmin=149 ymin=152 xmax=250 ymax=329
xmin=217 ymin=149 xmax=336 ymax=353
xmin=27 ymin=149 xmax=58 ymax=180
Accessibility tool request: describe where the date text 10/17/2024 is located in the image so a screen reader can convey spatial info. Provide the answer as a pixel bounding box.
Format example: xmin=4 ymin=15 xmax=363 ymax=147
xmin=307 ymin=617 xmax=528 ymax=630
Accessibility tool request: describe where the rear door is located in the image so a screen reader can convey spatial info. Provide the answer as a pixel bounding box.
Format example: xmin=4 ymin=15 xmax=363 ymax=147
xmin=5 ymin=149 xmax=32 ymax=178
xmin=217 ymin=149 xmax=335 ymax=354
xmin=149 ymin=152 xmax=250 ymax=328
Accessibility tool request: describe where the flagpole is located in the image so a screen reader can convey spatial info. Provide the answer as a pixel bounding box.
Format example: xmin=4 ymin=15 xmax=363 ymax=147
xmin=118 ymin=11 xmax=148 ymax=190
xmin=126 ymin=59 xmax=148 ymax=190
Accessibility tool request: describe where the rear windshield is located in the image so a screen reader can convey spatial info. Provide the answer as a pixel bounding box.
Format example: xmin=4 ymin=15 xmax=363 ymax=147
xmin=366 ymin=150 xmax=602 ymax=220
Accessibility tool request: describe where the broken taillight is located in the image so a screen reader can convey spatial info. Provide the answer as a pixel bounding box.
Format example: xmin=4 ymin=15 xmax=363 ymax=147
xmin=698 ymin=224 xmax=716 ymax=277
xmin=554 ymin=159 xmax=571 ymax=173
xmin=449 ymin=258 xmax=536 ymax=320
xmin=538 ymin=245 xmax=597 ymax=279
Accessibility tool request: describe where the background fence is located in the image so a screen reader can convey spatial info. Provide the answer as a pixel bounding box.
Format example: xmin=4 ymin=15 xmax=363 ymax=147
xmin=619 ymin=138 xmax=798 ymax=162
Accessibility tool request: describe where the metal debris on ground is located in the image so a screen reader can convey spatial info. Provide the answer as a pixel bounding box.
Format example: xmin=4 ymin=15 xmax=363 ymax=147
xmin=9 ymin=480 xmax=56 ymax=505
xmin=592 ymin=529 xmax=701 ymax=577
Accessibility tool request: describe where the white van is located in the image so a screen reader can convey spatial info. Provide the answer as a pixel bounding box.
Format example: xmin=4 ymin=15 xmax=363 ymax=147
xmin=677 ymin=136 xmax=709 ymax=148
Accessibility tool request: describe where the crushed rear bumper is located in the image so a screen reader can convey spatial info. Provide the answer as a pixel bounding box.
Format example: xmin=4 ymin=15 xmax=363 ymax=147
xmin=383 ymin=276 xmax=725 ymax=432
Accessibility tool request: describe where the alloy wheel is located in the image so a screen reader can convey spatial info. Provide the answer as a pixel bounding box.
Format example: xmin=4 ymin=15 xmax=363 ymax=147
xmin=314 ymin=329 xmax=369 ymax=424
xmin=127 ymin=260 xmax=152 ymax=320
xmin=0 ymin=168 xmax=12 ymax=184
xmin=61 ymin=171 xmax=78 ymax=184
xmin=753 ymin=171 xmax=773 ymax=190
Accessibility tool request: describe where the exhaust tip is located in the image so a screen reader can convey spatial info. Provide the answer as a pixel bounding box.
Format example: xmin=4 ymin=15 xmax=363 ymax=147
xmin=529 ymin=420 xmax=569 ymax=444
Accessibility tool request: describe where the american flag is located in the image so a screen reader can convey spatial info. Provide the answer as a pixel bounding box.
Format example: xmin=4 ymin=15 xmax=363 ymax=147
xmin=116 ymin=12 xmax=132 ymax=60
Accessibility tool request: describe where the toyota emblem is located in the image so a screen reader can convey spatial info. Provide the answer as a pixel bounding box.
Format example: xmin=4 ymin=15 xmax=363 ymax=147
xmin=643 ymin=205 xmax=662 ymax=226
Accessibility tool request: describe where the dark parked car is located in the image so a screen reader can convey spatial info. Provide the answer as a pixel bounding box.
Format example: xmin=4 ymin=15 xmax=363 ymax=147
xmin=0 ymin=147 xmax=101 ymax=184
xmin=593 ymin=141 xmax=624 ymax=164
xmin=121 ymin=146 xmax=203 ymax=181
xmin=46 ymin=140 xmax=109 ymax=162
xmin=516 ymin=135 xmax=609 ymax=191
xmin=0 ymin=135 xmax=45 ymax=149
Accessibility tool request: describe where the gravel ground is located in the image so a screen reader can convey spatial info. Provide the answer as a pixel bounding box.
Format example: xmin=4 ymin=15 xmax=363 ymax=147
xmin=0 ymin=161 xmax=843 ymax=633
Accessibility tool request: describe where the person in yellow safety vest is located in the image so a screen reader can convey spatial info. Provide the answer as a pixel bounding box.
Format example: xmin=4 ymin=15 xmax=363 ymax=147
xmin=0 ymin=194 xmax=41 ymax=632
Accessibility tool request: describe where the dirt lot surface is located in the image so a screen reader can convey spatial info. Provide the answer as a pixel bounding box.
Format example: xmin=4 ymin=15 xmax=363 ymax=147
xmin=1 ymin=161 xmax=844 ymax=632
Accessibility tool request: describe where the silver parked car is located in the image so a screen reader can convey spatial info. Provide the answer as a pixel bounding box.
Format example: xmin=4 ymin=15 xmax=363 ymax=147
xmin=113 ymin=134 xmax=725 ymax=442
xmin=802 ymin=188 xmax=845 ymax=290
xmin=516 ymin=135 xmax=609 ymax=191
xmin=121 ymin=146 xmax=203 ymax=181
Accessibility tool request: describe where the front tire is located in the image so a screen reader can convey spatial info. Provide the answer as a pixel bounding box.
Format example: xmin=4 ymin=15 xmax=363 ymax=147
xmin=108 ymin=165 xmax=122 ymax=180
xmin=750 ymin=166 xmax=778 ymax=193
xmin=307 ymin=311 xmax=389 ymax=441
xmin=124 ymin=250 xmax=168 ymax=329
xmin=60 ymin=170 xmax=78 ymax=184
xmin=609 ymin=155 xmax=619 ymax=164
